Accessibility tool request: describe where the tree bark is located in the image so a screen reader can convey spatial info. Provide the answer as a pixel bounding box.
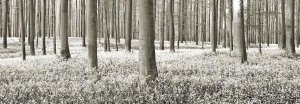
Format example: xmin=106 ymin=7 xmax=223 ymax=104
xmin=19 ymin=0 xmax=26 ymax=60
xmin=159 ymin=0 xmax=165 ymax=50
xmin=29 ymin=0 xmax=35 ymax=55
xmin=60 ymin=0 xmax=71 ymax=60
xmin=125 ymin=0 xmax=132 ymax=52
xmin=279 ymin=0 xmax=286 ymax=49
xmin=81 ymin=0 xmax=86 ymax=47
xmin=87 ymin=0 xmax=98 ymax=69
xmin=138 ymin=0 xmax=158 ymax=84
xmin=211 ymin=0 xmax=218 ymax=52
xmin=2 ymin=0 xmax=8 ymax=48
xmin=169 ymin=0 xmax=175 ymax=52
xmin=285 ymin=0 xmax=295 ymax=55
xmin=42 ymin=0 xmax=47 ymax=55
xmin=233 ymin=0 xmax=247 ymax=63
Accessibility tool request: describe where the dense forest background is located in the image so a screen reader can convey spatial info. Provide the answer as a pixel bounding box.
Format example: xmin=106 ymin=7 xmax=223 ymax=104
xmin=0 ymin=0 xmax=300 ymax=103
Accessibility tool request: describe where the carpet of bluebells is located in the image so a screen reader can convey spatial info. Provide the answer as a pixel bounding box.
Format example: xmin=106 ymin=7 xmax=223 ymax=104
xmin=0 ymin=38 xmax=300 ymax=103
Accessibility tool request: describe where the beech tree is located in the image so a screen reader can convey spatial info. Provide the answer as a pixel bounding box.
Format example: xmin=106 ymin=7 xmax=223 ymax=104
xmin=87 ymin=0 xmax=98 ymax=69
xmin=29 ymin=0 xmax=35 ymax=55
xmin=19 ymin=0 xmax=25 ymax=60
xmin=233 ymin=0 xmax=247 ymax=63
xmin=138 ymin=0 xmax=158 ymax=84
xmin=60 ymin=0 xmax=71 ymax=59
xmin=285 ymin=0 xmax=295 ymax=55
xmin=169 ymin=0 xmax=175 ymax=52
xmin=125 ymin=0 xmax=132 ymax=52
xmin=211 ymin=0 xmax=218 ymax=52
xmin=159 ymin=0 xmax=165 ymax=50
xmin=42 ymin=0 xmax=47 ymax=55
xmin=279 ymin=0 xmax=286 ymax=49
xmin=2 ymin=0 xmax=8 ymax=48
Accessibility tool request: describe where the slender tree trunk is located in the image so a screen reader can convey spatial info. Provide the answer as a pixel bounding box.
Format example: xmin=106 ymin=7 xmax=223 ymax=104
xmin=112 ymin=0 xmax=118 ymax=51
xmin=159 ymin=0 xmax=165 ymax=50
xmin=195 ymin=0 xmax=199 ymax=45
xmin=211 ymin=0 xmax=218 ymax=52
xmin=42 ymin=0 xmax=46 ymax=55
xmin=138 ymin=0 xmax=158 ymax=84
xmin=87 ymin=0 xmax=98 ymax=69
xmin=125 ymin=0 xmax=132 ymax=52
xmin=201 ymin=0 xmax=207 ymax=49
xmin=20 ymin=0 xmax=26 ymax=60
xmin=181 ymin=0 xmax=187 ymax=43
xmin=286 ymin=0 xmax=295 ymax=55
xmin=29 ymin=0 xmax=35 ymax=55
xmin=177 ymin=0 xmax=182 ymax=49
xmin=169 ymin=0 xmax=175 ymax=52
xmin=55 ymin=0 xmax=61 ymax=55
xmin=81 ymin=0 xmax=86 ymax=47
xmin=266 ymin=0 xmax=270 ymax=46
xmin=229 ymin=0 xmax=233 ymax=51
xmin=258 ymin=0 xmax=262 ymax=54
xmin=279 ymin=0 xmax=286 ymax=49
xmin=60 ymin=0 xmax=71 ymax=59
xmin=2 ymin=0 xmax=8 ymax=48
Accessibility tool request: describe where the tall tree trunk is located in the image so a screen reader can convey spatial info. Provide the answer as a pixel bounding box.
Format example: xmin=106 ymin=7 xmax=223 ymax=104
xmin=29 ymin=0 xmax=35 ymax=55
xmin=60 ymin=0 xmax=71 ymax=59
xmin=181 ymin=0 xmax=187 ymax=43
xmin=234 ymin=0 xmax=247 ymax=63
xmin=279 ymin=0 xmax=286 ymax=49
xmin=229 ymin=0 xmax=233 ymax=51
xmin=125 ymin=0 xmax=132 ymax=52
xmin=42 ymin=0 xmax=46 ymax=55
xmin=159 ymin=0 xmax=165 ymax=50
xmin=201 ymin=0 xmax=207 ymax=49
xmin=169 ymin=0 xmax=175 ymax=52
xmin=195 ymin=0 xmax=199 ymax=45
xmin=20 ymin=0 xmax=26 ymax=60
xmin=55 ymin=0 xmax=61 ymax=55
xmin=258 ymin=0 xmax=262 ymax=54
xmin=138 ymin=0 xmax=158 ymax=84
xmin=286 ymin=0 xmax=295 ymax=55
xmin=211 ymin=0 xmax=218 ymax=52
xmin=112 ymin=0 xmax=118 ymax=51
xmin=81 ymin=0 xmax=86 ymax=47
xmin=2 ymin=0 xmax=8 ymax=48
xmin=265 ymin=0 xmax=270 ymax=46
xmin=87 ymin=0 xmax=98 ymax=69
xmin=177 ymin=0 xmax=182 ymax=49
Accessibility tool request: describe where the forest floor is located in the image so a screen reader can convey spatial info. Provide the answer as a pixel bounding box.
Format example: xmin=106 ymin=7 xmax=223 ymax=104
xmin=1 ymin=38 xmax=300 ymax=103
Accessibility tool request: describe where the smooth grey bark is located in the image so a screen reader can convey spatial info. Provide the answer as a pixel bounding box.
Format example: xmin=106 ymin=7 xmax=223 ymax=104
xmin=169 ymin=0 xmax=175 ymax=52
xmin=138 ymin=0 xmax=158 ymax=84
xmin=20 ymin=0 xmax=26 ymax=60
xmin=258 ymin=0 xmax=262 ymax=54
xmin=233 ymin=0 xmax=247 ymax=63
xmin=279 ymin=0 xmax=286 ymax=49
xmin=60 ymin=0 xmax=71 ymax=60
xmin=285 ymin=0 xmax=295 ymax=55
xmin=42 ymin=0 xmax=47 ymax=55
xmin=81 ymin=0 xmax=86 ymax=47
xmin=265 ymin=0 xmax=270 ymax=46
xmin=2 ymin=0 xmax=8 ymax=48
xmin=201 ymin=0 xmax=207 ymax=49
xmin=159 ymin=0 xmax=165 ymax=50
xmin=87 ymin=0 xmax=98 ymax=69
xmin=55 ymin=0 xmax=62 ymax=55
xmin=125 ymin=0 xmax=132 ymax=52
xmin=29 ymin=0 xmax=35 ymax=55
xmin=211 ymin=0 xmax=218 ymax=52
